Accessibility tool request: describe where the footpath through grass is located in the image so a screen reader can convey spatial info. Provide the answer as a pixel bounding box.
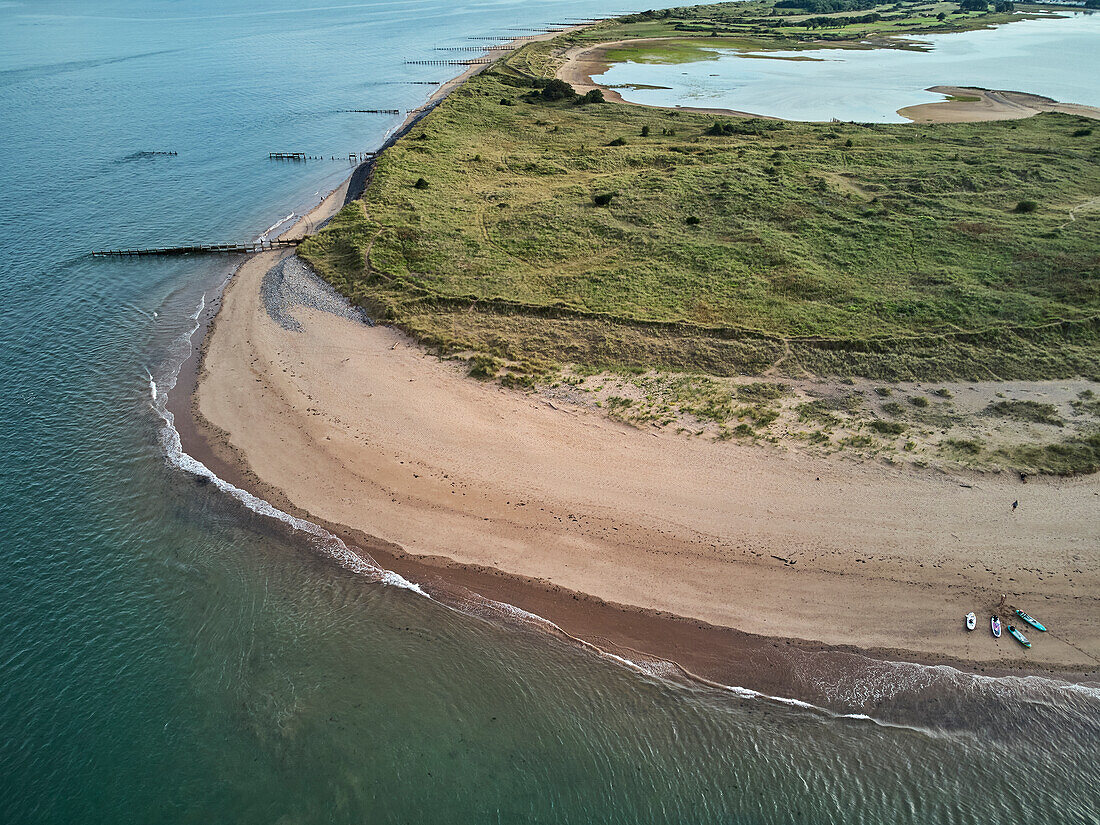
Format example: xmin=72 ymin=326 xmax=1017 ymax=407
xmin=300 ymin=0 xmax=1100 ymax=384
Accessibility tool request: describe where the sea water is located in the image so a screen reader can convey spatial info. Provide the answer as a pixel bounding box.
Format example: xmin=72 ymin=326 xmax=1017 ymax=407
xmin=1 ymin=2 xmax=1098 ymax=823
xmin=595 ymin=12 xmax=1100 ymax=122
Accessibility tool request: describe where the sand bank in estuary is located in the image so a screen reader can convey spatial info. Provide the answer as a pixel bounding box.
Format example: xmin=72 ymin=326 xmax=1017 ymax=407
xmin=189 ymin=248 xmax=1100 ymax=677
xmin=899 ymin=85 xmax=1100 ymax=123
xmin=555 ymin=39 xmax=633 ymax=101
xmin=555 ymin=38 xmax=771 ymax=118
xmin=557 ymin=39 xmax=1100 ymax=124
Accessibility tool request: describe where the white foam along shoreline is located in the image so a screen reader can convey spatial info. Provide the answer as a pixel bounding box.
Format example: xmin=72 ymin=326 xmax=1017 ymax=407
xmin=149 ymin=279 xmax=1100 ymax=738
xmin=150 ymin=290 xmax=430 ymax=595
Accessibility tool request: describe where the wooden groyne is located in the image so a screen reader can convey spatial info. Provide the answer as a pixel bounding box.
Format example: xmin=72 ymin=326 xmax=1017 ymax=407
xmin=433 ymin=46 xmax=514 ymax=51
xmin=339 ymin=109 xmax=401 ymax=114
xmin=269 ymin=151 xmax=376 ymax=162
xmin=91 ymin=239 xmax=299 ymax=257
xmin=404 ymin=59 xmax=493 ymax=66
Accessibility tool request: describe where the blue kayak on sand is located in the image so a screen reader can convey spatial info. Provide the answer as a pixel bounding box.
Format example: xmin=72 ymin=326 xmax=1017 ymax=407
xmin=1008 ymin=625 xmax=1031 ymax=648
xmin=1015 ymin=609 xmax=1047 ymax=632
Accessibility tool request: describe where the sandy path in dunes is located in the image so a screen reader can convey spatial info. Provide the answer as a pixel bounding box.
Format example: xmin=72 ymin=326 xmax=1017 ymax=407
xmin=194 ymin=254 xmax=1100 ymax=669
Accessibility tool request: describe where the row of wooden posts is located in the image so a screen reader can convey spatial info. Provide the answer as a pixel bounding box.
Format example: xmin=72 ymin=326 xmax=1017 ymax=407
xmin=90 ymin=23 xmax=601 ymax=259
xmin=433 ymin=46 xmax=515 ymax=51
xmin=91 ymin=239 xmax=300 ymax=257
xmin=404 ymin=59 xmax=493 ymax=66
xmin=269 ymin=151 xmax=377 ymax=162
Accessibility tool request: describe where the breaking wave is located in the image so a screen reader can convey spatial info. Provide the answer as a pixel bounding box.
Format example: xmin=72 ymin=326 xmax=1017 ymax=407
xmin=148 ymin=288 xmax=426 ymax=597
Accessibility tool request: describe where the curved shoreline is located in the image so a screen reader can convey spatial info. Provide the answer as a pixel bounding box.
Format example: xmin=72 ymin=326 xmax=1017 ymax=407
xmin=556 ymin=38 xmax=774 ymax=119
xmin=170 ymin=26 xmax=1100 ymax=709
xmin=175 ymin=243 xmax=1100 ymax=698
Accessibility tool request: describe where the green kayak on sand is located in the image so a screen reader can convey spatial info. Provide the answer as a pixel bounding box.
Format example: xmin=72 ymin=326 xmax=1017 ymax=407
xmin=1007 ymin=626 xmax=1031 ymax=648
xmin=1015 ymin=610 xmax=1047 ymax=632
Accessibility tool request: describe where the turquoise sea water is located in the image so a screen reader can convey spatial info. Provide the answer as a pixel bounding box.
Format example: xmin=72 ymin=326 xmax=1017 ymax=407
xmin=595 ymin=12 xmax=1100 ymax=121
xmin=1 ymin=2 xmax=1098 ymax=823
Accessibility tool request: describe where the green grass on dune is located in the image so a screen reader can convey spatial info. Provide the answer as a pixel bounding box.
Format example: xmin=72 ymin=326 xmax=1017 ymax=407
xmin=299 ymin=0 xmax=1100 ymax=383
xmin=295 ymin=0 xmax=1100 ymax=474
xmin=301 ymin=70 xmax=1100 ymax=380
xmin=544 ymin=0 xmax=1042 ymax=50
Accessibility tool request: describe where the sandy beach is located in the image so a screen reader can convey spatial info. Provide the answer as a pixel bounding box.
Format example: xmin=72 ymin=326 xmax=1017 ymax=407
xmin=186 ymin=238 xmax=1100 ymax=681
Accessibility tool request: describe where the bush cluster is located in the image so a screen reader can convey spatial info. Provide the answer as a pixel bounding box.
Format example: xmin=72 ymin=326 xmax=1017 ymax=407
xmin=524 ymin=79 xmax=604 ymax=106
xmin=706 ymin=119 xmax=784 ymax=137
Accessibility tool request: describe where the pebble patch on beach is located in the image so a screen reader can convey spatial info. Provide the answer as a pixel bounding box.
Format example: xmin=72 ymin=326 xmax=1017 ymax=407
xmin=260 ymin=255 xmax=372 ymax=332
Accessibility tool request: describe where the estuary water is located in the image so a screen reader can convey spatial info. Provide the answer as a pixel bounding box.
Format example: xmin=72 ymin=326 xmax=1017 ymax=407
xmin=595 ymin=12 xmax=1100 ymax=121
xmin=1 ymin=2 xmax=1098 ymax=823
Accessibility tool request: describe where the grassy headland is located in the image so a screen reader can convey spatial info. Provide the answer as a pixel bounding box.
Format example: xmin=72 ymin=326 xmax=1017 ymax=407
xmin=300 ymin=0 xmax=1100 ymax=472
